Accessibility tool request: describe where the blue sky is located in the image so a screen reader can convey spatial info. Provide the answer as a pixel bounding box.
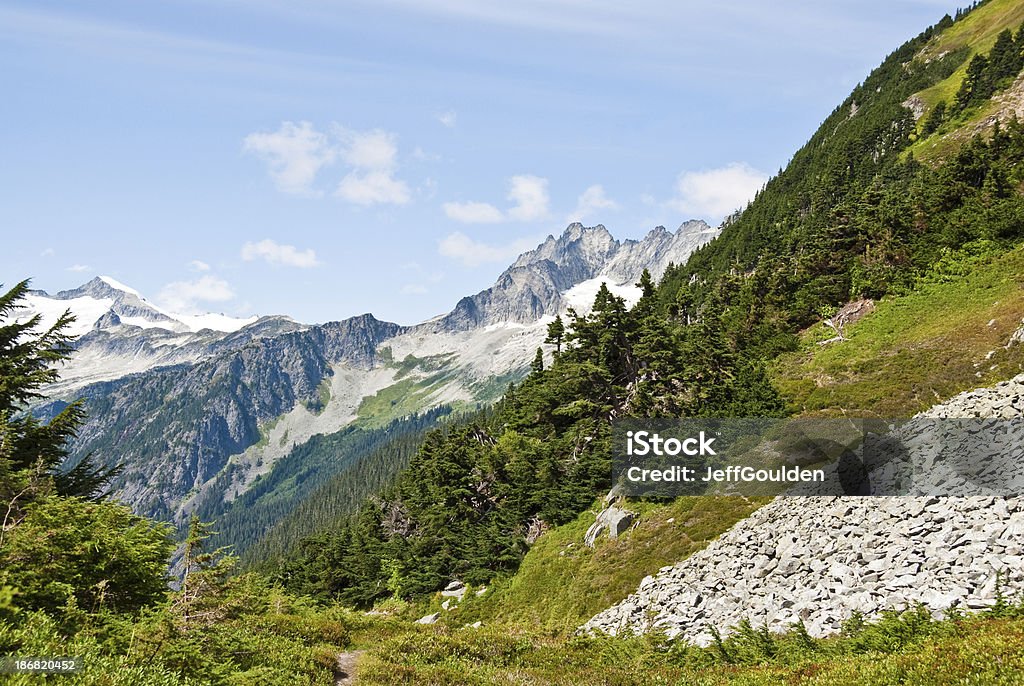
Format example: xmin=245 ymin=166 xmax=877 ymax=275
xmin=1 ymin=0 xmax=963 ymax=325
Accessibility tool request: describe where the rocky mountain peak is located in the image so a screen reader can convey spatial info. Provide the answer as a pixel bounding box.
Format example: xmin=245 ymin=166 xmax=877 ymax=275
xmin=435 ymin=220 xmax=717 ymax=332
xmin=513 ymin=223 xmax=616 ymax=272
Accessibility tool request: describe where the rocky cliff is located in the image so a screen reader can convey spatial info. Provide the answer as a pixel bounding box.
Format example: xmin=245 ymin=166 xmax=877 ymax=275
xmin=436 ymin=221 xmax=714 ymax=331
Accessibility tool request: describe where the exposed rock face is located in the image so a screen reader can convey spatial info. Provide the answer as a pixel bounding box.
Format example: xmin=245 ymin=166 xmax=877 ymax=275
xmin=581 ymin=374 xmax=1024 ymax=645
xmin=601 ymin=220 xmax=716 ymax=285
xmin=435 ymin=221 xmax=715 ymax=331
xmin=41 ymin=314 xmax=404 ymax=521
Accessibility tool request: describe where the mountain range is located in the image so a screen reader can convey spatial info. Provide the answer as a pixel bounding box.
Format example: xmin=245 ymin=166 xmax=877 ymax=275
xmin=26 ymin=220 xmax=714 ymax=541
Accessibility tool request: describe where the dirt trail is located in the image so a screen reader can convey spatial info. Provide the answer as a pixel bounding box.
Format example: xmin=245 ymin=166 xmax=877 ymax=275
xmin=335 ymin=650 xmax=364 ymax=685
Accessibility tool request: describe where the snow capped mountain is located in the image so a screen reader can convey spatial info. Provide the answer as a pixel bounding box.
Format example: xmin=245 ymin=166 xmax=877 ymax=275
xmin=23 ymin=275 xmax=257 ymax=335
xmin=19 ymin=276 xmax=292 ymax=395
xmin=437 ymin=220 xmax=715 ymax=332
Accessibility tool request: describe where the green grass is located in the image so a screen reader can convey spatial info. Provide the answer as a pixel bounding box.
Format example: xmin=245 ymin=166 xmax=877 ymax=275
xmin=356 ymin=375 xmax=452 ymax=428
xmin=449 ymin=496 xmax=768 ymax=634
xmin=252 ymin=415 xmax=283 ymax=449
xmin=347 ymin=606 xmax=1024 ymax=685
xmin=907 ymin=0 xmax=1024 ymax=162
xmin=772 ymin=245 xmax=1024 ymax=417
xmin=391 ymin=352 xmax=458 ymax=380
xmin=921 ymin=0 xmax=1024 ymax=63
xmin=309 ymin=377 xmax=332 ymax=414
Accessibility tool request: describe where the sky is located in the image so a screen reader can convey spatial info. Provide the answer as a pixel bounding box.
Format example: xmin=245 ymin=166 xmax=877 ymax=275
xmin=0 ymin=0 xmax=965 ymax=326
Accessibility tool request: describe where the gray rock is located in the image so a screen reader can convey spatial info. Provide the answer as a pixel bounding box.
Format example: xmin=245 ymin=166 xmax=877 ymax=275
xmin=579 ymin=374 xmax=1024 ymax=644
xmin=584 ymin=505 xmax=637 ymax=547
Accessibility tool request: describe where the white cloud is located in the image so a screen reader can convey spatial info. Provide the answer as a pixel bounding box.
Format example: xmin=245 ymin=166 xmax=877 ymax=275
xmin=442 ymin=174 xmax=551 ymax=224
xmin=338 ymin=128 xmax=398 ymax=169
xmin=241 ymin=239 xmax=320 ymax=268
xmin=506 ymin=174 xmax=550 ymax=222
xmin=337 ymin=170 xmax=410 ymax=206
xmin=243 ymin=123 xmax=412 ymax=205
xmin=243 ymin=121 xmax=335 ymax=196
xmin=157 ymin=275 xmax=235 ymax=314
xmin=400 ymin=283 xmax=429 ymax=295
xmin=443 ymin=201 xmax=504 ymax=224
xmin=40 ymin=247 xmax=55 ymax=258
xmin=67 ymin=264 xmax=91 ymax=272
xmin=567 ymin=184 xmax=619 ymax=222
xmin=668 ymin=162 xmax=767 ymax=221
xmin=332 ymin=128 xmax=411 ymax=206
xmin=187 ymin=259 xmax=211 ymax=272
xmin=438 ymin=231 xmax=537 ymax=267
xmin=437 ymin=110 xmax=457 ymax=128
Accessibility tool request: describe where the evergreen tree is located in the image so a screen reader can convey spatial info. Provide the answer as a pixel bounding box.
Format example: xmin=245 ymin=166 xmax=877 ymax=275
xmin=989 ymin=29 xmax=1020 ymax=85
xmin=531 ymin=347 xmax=545 ymax=374
xmin=922 ymin=100 xmax=946 ymax=136
xmin=545 ymin=314 xmax=565 ymax=354
xmin=955 ymin=53 xmax=991 ymax=110
xmin=0 ymin=280 xmax=119 ymax=524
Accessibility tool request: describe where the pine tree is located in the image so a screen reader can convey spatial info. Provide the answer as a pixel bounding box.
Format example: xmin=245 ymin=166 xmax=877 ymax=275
xmin=0 ymin=280 xmax=119 ymax=525
xmin=175 ymin=515 xmax=236 ymax=630
xmin=545 ymin=314 xmax=565 ymax=354
xmin=954 ymin=53 xmax=991 ymax=110
xmin=531 ymin=347 xmax=545 ymax=375
xmin=989 ymin=29 xmax=1020 ymax=85
xmin=921 ymin=100 xmax=946 ymax=136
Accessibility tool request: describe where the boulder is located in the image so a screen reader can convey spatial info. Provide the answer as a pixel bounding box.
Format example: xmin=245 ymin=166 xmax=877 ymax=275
xmin=584 ymin=505 xmax=636 ymax=547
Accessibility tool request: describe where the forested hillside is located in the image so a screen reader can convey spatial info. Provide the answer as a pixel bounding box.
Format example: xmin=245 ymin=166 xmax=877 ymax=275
xmin=660 ymin=3 xmax=1024 ymax=354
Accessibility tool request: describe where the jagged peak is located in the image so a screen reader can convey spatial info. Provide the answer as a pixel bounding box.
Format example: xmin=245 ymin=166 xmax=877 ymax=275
xmin=563 ymin=222 xmax=612 ymax=242
xmin=98 ymin=275 xmax=143 ymax=297
xmin=677 ymin=218 xmax=714 ymax=233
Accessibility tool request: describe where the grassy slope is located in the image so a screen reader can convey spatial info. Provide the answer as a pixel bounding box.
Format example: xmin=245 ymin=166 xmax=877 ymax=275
xmin=454 ymin=496 xmax=769 ymax=634
xmin=908 ymin=0 xmax=1024 ymax=161
xmin=772 ymin=246 xmax=1024 ymax=417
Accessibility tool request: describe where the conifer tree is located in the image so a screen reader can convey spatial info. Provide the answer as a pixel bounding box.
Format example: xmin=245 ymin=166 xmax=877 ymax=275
xmin=922 ymin=100 xmax=946 ymax=136
xmin=955 ymin=53 xmax=991 ymax=110
xmin=545 ymin=314 xmax=565 ymax=354
xmin=531 ymin=347 xmax=545 ymax=374
xmin=0 ymin=281 xmax=119 ymax=523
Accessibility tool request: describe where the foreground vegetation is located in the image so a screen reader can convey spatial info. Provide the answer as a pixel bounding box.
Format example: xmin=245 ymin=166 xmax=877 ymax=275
xmin=340 ymin=599 xmax=1024 ymax=685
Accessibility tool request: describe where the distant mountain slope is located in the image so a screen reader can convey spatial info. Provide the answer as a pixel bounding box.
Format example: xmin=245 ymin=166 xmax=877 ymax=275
xmin=19 ymin=276 xmax=293 ymax=395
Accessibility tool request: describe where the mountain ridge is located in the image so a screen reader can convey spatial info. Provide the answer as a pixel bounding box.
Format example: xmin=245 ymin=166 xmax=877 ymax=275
xmin=30 ymin=220 xmax=716 ymax=538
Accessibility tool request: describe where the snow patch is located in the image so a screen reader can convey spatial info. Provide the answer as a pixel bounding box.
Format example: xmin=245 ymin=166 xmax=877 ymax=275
xmin=170 ymin=312 xmax=258 ymax=333
xmin=98 ymin=275 xmax=143 ymax=298
xmin=19 ymin=293 xmax=113 ymax=337
xmin=563 ymin=278 xmax=643 ymax=312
